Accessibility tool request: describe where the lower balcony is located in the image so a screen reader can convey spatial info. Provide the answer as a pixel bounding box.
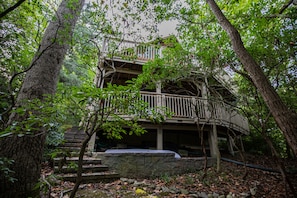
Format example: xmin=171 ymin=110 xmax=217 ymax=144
xmin=102 ymin=91 xmax=249 ymax=135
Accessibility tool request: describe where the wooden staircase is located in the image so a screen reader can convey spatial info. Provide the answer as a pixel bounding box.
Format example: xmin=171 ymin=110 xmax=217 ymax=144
xmin=54 ymin=127 xmax=120 ymax=183
xmin=59 ymin=126 xmax=87 ymax=152
xmin=53 ymin=157 xmax=119 ymax=183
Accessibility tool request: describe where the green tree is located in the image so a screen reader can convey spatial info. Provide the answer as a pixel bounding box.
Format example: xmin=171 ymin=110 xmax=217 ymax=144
xmin=0 ymin=0 xmax=57 ymax=126
xmin=205 ymin=0 xmax=297 ymax=156
xmin=165 ymin=0 xmax=297 ymax=156
xmin=0 ymin=0 xmax=85 ymax=196
xmin=66 ymin=82 xmax=156 ymax=198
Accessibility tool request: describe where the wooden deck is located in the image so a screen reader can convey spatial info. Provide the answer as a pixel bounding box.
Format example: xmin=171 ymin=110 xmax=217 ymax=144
xmin=100 ymin=38 xmax=249 ymax=135
xmin=102 ymin=91 xmax=249 ymax=135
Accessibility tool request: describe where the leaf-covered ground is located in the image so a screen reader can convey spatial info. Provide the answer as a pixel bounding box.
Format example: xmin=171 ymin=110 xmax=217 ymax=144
xmin=43 ymin=154 xmax=297 ymax=198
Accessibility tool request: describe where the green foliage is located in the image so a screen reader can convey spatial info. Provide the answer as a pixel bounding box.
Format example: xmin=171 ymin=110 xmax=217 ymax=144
xmin=69 ymin=83 xmax=159 ymax=139
xmin=166 ymin=0 xmax=297 ymax=157
xmin=60 ymin=55 xmax=87 ymax=87
xmin=2 ymin=98 xmax=54 ymax=136
xmin=45 ymin=123 xmax=64 ymax=147
xmin=0 ymin=157 xmax=17 ymax=183
xmin=243 ymin=133 xmax=271 ymax=155
xmin=137 ymin=0 xmax=297 ymax=157
xmin=35 ymin=174 xmax=59 ymax=197
xmin=47 ymin=149 xmax=72 ymax=163
xmin=0 ymin=0 xmax=62 ymax=132
xmin=0 ymin=93 xmax=69 ymax=160
xmin=56 ymin=79 xmax=173 ymax=144
xmin=160 ymin=173 xmax=173 ymax=184
xmin=0 ymin=74 xmax=10 ymax=127
xmin=1 ymin=0 xmax=57 ymax=94
xmin=68 ymin=161 xmax=78 ymax=170
xmin=43 ymin=122 xmax=65 ymax=160
xmin=101 ymin=116 xmax=145 ymax=140
xmin=131 ymin=37 xmax=197 ymax=91
xmin=236 ymin=74 xmax=289 ymax=156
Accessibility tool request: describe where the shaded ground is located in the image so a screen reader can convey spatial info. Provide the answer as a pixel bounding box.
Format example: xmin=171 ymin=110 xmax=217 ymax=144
xmin=43 ymin=154 xmax=297 ymax=198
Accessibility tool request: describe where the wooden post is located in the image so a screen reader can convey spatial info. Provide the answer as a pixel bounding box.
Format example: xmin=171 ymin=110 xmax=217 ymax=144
xmin=239 ymin=135 xmax=245 ymax=152
xmin=227 ymin=135 xmax=235 ymax=156
xmin=208 ymin=124 xmax=219 ymax=157
xmin=156 ymin=80 xmax=164 ymax=150
xmin=156 ymin=80 xmax=161 ymax=94
xmin=209 ymin=123 xmax=221 ymax=171
xmin=157 ymin=126 xmax=163 ymax=150
xmin=201 ymin=81 xmax=211 ymax=119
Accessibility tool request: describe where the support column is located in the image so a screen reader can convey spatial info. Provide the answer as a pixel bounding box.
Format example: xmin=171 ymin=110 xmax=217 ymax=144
xmin=208 ymin=124 xmax=219 ymax=157
xmin=201 ymin=81 xmax=211 ymax=119
xmin=156 ymin=80 xmax=163 ymax=150
xmin=157 ymin=126 xmax=163 ymax=150
xmin=227 ymin=135 xmax=235 ymax=156
xmin=239 ymin=135 xmax=245 ymax=152
xmin=156 ymin=80 xmax=161 ymax=94
xmin=201 ymin=81 xmax=208 ymax=98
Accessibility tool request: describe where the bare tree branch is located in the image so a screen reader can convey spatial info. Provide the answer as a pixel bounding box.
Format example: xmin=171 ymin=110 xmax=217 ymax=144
xmin=279 ymin=0 xmax=293 ymax=14
xmin=0 ymin=0 xmax=26 ymax=19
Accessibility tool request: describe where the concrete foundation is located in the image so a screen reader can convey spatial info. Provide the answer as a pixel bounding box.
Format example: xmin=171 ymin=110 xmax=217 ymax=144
xmin=93 ymin=152 xmax=215 ymax=178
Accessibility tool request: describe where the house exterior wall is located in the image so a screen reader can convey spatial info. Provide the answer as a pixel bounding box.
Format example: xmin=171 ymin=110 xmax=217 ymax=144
xmin=89 ymin=38 xmax=249 ymax=157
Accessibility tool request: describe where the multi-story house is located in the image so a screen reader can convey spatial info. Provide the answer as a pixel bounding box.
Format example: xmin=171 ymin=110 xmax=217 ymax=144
xmin=87 ymin=36 xmax=249 ymax=158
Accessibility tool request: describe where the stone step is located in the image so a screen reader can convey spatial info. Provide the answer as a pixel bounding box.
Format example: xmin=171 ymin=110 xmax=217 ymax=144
xmin=61 ymin=127 xmax=88 ymax=153
xmin=59 ymin=172 xmax=120 ymax=183
xmin=58 ymin=151 xmax=81 ymax=157
xmin=64 ymin=134 xmax=86 ymax=140
xmin=58 ymin=146 xmax=81 ymax=151
xmin=64 ymin=139 xmax=84 ymax=143
xmin=53 ymin=157 xmax=102 ymax=166
xmin=65 ymin=126 xmax=83 ymax=133
xmin=54 ymin=164 xmax=109 ymax=174
xmin=53 ymin=151 xmax=119 ymax=184
xmin=64 ymin=131 xmax=86 ymax=135
xmin=62 ymin=142 xmax=83 ymax=147
xmin=64 ymin=129 xmax=86 ymax=137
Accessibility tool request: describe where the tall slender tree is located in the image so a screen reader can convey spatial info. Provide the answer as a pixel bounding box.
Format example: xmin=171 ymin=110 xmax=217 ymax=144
xmin=206 ymin=0 xmax=297 ymax=156
xmin=0 ymin=0 xmax=85 ymax=197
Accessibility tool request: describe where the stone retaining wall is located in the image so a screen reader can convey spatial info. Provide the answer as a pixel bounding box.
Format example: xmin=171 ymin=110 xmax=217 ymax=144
xmin=94 ymin=152 xmax=215 ymax=178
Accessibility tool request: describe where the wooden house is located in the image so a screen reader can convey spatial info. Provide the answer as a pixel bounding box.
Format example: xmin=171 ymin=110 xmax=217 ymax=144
xmin=87 ymin=37 xmax=249 ymax=157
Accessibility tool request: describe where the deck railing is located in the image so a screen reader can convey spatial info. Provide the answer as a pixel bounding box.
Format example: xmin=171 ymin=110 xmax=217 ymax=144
xmin=104 ymin=38 xmax=162 ymax=61
xmin=102 ymin=91 xmax=249 ymax=135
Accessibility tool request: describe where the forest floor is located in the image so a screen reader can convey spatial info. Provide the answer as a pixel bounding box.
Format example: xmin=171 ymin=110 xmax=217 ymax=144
xmin=42 ymin=153 xmax=297 ymax=198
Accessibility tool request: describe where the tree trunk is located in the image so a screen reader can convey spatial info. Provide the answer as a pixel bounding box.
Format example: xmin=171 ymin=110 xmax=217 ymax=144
xmin=0 ymin=0 xmax=84 ymax=197
xmin=206 ymin=0 xmax=297 ymax=156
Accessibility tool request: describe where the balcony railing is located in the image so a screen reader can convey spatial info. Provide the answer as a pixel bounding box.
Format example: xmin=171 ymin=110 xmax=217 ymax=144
xmin=103 ymin=38 xmax=162 ymax=61
xmin=102 ymin=91 xmax=249 ymax=135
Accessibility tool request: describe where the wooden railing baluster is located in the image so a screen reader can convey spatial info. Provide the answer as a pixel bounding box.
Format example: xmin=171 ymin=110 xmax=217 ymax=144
xmin=101 ymin=90 xmax=248 ymax=134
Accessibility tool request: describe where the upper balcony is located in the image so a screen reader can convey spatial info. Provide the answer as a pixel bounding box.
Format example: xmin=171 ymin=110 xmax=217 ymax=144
xmin=103 ymin=91 xmax=249 ymax=135
xmin=102 ymin=38 xmax=163 ymax=64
